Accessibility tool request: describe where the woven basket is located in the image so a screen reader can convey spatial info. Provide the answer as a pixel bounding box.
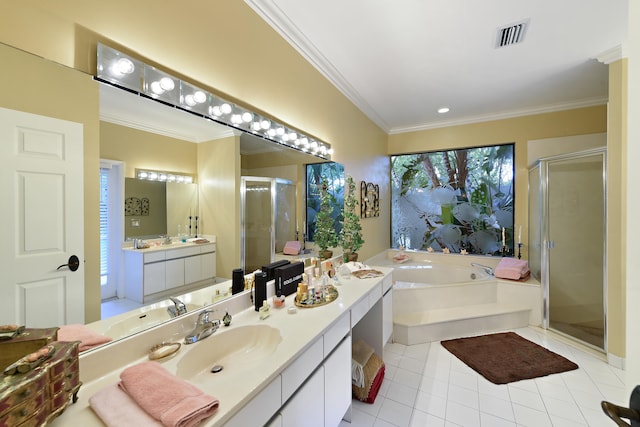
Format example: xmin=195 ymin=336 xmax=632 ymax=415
xmin=352 ymin=351 xmax=385 ymax=403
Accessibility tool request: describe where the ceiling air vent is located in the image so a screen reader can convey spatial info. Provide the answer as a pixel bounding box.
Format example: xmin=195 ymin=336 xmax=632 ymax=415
xmin=496 ymin=19 xmax=529 ymax=48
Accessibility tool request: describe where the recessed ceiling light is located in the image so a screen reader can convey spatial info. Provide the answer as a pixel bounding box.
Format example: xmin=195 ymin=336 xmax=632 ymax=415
xmin=438 ymin=107 xmax=450 ymax=114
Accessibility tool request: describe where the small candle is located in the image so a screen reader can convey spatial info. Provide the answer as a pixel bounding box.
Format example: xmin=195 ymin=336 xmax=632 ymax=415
xmin=501 ymin=227 xmax=505 ymax=247
xmin=518 ymin=225 xmax=522 ymax=244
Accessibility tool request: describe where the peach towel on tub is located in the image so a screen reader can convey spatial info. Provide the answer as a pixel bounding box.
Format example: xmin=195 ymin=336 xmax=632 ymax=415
xmin=119 ymin=361 xmax=219 ymax=427
xmin=89 ymin=383 xmax=162 ymax=427
xmin=57 ymin=324 xmax=112 ymax=352
xmin=494 ymin=258 xmax=530 ymax=281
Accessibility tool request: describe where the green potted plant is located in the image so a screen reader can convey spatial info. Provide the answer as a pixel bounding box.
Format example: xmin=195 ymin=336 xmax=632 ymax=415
xmin=339 ymin=175 xmax=364 ymax=261
xmin=314 ymin=176 xmax=339 ymax=259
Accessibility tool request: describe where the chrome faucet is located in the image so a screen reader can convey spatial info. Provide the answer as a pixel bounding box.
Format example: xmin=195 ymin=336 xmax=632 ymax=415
xmin=184 ymin=310 xmax=220 ymax=344
xmin=161 ymin=235 xmax=172 ymax=245
xmin=167 ymin=297 xmax=187 ymax=317
xmin=470 ymin=263 xmax=494 ymax=276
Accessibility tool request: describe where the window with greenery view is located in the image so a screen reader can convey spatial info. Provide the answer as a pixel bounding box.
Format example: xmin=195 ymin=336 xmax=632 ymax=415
xmin=306 ymin=162 xmax=344 ymax=242
xmin=391 ymin=144 xmax=514 ymax=255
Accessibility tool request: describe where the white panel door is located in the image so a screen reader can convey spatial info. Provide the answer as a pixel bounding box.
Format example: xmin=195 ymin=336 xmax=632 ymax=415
xmin=0 ymin=107 xmax=84 ymax=327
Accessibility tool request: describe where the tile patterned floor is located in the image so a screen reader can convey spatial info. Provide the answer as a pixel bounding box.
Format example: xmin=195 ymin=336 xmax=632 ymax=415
xmin=341 ymin=327 xmax=626 ymax=427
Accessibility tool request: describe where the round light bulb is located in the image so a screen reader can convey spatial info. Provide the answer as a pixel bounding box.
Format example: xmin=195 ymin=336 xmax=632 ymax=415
xmin=150 ymin=81 xmax=164 ymax=95
xmin=260 ymin=119 xmax=271 ymax=130
xmin=252 ymin=122 xmax=261 ymax=131
xmin=242 ymin=112 xmax=253 ymax=122
xmin=116 ymin=58 xmax=135 ymax=75
xmin=276 ymin=127 xmax=285 ymax=136
xmin=159 ymin=77 xmax=175 ymax=91
xmin=184 ymin=94 xmax=196 ymax=107
xmin=220 ymin=103 xmax=232 ymax=114
xmin=288 ymin=132 xmax=297 ymax=140
xmin=282 ymin=134 xmax=290 ymax=142
xmin=194 ymin=91 xmax=207 ymax=103
xmin=210 ymin=106 xmax=222 ymax=116
xmin=231 ymin=114 xmax=242 ymax=124
xmin=267 ymin=129 xmax=276 ymax=137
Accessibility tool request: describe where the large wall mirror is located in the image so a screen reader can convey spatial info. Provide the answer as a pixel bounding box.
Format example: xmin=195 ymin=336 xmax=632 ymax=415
xmin=124 ymin=179 xmax=198 ymax=239
xmin=1 ymin=41 xmax=338 ymax=351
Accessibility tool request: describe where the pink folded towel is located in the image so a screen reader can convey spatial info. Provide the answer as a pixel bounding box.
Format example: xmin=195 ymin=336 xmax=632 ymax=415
xmin=90 ymin=383 xmax=162 ymax=427
xmin=58 ymin=324 xmax=112 ymax=352
xmin=494 ymin=258 xmax=530 ymax=281
xmin=119 ymin=361 xmax=219 ymax=427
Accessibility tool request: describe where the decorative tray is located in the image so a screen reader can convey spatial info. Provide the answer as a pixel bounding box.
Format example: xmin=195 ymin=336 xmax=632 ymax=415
xmin=294 ymin=285 xmax=339 ymax=308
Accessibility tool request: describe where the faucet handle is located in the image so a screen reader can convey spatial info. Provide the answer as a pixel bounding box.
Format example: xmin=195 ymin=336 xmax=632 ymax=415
xmin=197 ymin=309 xmax=217 ymax=324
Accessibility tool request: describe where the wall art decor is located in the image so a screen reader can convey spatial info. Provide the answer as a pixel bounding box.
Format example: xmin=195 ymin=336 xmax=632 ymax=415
xmin=124 ymin=197 xmax=150 ymax=216
xmin=360 ymin=181 xmax=380 ymax=218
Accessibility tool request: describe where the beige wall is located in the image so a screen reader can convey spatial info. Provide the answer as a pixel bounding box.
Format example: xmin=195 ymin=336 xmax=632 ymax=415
xmin=608 ymin=59 xmax=627 ymax=360
xmin=100 ymin=122 xmax=198 ymax=178
xmin=0 ymin=43 xmax=102 ymax=323
xmin=198 ymin=136 xmax=241 ymax=278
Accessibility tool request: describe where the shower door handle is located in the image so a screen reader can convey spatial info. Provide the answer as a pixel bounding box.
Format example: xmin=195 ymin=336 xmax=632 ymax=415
xmin=547 ymin=241 xmax=555 ymax=249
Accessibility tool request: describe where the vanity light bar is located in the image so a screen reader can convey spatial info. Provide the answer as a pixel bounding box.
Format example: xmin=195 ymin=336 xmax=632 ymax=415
xmin=97 ymin=43 xmax=333 ymax=160
xmin=136 ymin=169 xmax=194 ymax=184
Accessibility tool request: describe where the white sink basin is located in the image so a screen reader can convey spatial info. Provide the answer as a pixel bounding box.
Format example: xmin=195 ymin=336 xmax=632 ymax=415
xmin=104 ymin=304 xmax=201 ymax=339
xmin=176 ymin=325 xmax=282 ymax=380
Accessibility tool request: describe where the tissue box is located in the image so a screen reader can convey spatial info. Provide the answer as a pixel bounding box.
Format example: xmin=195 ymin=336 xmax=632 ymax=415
xmin=282 ymin=241 xmax=301 ymax=255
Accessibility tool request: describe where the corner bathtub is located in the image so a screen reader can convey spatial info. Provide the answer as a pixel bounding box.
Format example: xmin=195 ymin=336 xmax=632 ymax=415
xmin=366 ymin=250 xmax=541 ymax=344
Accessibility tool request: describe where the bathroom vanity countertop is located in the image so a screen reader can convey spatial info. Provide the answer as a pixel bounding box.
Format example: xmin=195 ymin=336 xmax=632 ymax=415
xmin=50 ymin=267 xmax=392 ymax=427
xmin=122 ymin=235 xmax=217 ymax=253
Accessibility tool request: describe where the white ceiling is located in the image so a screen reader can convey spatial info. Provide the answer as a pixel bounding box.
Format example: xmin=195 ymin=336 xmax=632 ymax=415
xmin=245 ymin=0 xmax=629 ymax=134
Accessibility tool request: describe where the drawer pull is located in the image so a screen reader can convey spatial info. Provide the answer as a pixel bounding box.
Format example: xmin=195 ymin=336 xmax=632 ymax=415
xmin=19 ymin=389 xmax=31 ymax=398
xmin=19 ymin=408 xmax=29 ymax=417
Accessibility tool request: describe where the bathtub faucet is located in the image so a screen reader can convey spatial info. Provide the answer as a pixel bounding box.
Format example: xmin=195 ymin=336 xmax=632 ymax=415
xmin=470 ymin=263 xmax=494 ymax=276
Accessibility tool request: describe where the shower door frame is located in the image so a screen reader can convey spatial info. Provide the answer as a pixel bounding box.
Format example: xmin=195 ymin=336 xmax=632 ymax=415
xmin=240 ymin=176 xmax=296 ymax=272
xmin=538 ymin=147 xmax=607 ymax=352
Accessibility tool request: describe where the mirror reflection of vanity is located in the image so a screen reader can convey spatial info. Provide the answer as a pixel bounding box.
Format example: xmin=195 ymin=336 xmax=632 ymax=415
xmin=1 ymin=41 xmax=340 ymax=350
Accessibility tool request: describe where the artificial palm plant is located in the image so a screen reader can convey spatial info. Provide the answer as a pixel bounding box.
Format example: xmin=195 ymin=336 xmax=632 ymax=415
xmin=339 ymin=175 xmax=364 ymax=261
xmin=314 ymin=175 xmax=339 ymax=259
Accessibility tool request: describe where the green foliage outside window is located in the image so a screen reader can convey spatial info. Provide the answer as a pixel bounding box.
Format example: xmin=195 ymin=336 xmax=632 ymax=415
xmin=306 ymin=162 xmax=344 ymax=243
xmin=391 ymin=144 xmax=515 ymax=255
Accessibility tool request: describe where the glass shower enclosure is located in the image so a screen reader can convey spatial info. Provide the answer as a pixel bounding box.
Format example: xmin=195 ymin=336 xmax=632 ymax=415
xmin=241 ymin=177 xmax=296 ymax=272
xmin=529 ymin=148 xmax=607 ymax=351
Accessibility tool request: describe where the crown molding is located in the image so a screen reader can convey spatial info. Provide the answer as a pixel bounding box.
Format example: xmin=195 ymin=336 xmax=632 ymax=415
xmin=389 ymin=97 xmax=608 ymax=134
xmin=595 ymin=44 xmax=627 ymax=64
xmin=244 ymin=0 xmax=391 ymax=132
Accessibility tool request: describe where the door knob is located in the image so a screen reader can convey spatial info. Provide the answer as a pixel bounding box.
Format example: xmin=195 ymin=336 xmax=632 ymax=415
xmin=57 ymin=255 xmax=80 ymax=272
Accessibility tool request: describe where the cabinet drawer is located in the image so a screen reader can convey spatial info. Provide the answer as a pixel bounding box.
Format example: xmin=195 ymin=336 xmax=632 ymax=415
xmin=166 ymin=246 xmax=200 ymax=260
xmin=323 ymin=311 xmax=350 ymax=358
xmin=351 ymin=295 xmax=369 ymax=326
xmin=199 ymin=243 xmax=216 ymax=254
xmin=0 ymin=371 xmax=46 ymax=417
xmin=143 ymin=251 xmax=165 ymax=263
xmin=281 ymin=337 xmax=323 ymax=402
xmin=225 ymin=376 xmax=281 ymax=427
xmin=0 ymin=388 xmax=45 ymax=427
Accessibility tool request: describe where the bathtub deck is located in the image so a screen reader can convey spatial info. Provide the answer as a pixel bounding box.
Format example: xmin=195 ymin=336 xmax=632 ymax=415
xmin=393 ymin=302 xmax=530 ymax=345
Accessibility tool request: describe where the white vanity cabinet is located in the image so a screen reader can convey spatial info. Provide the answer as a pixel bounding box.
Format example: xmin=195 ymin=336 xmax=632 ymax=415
xmin=123 ymin=243 xmax=216 ymax=303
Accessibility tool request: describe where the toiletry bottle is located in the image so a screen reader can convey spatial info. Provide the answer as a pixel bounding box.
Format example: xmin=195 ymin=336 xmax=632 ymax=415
xmin=273 ymin=288 xmax=285 ymax=308
xmin=314 ymin=268 xmax=323 ymax=301
xmin=232 ymin=268 xmax=244 ymax=295
xmin=254 ymin=272 xmax=267 ymax=312
xmin=259 ymin=300 xmax=270 ymax=319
